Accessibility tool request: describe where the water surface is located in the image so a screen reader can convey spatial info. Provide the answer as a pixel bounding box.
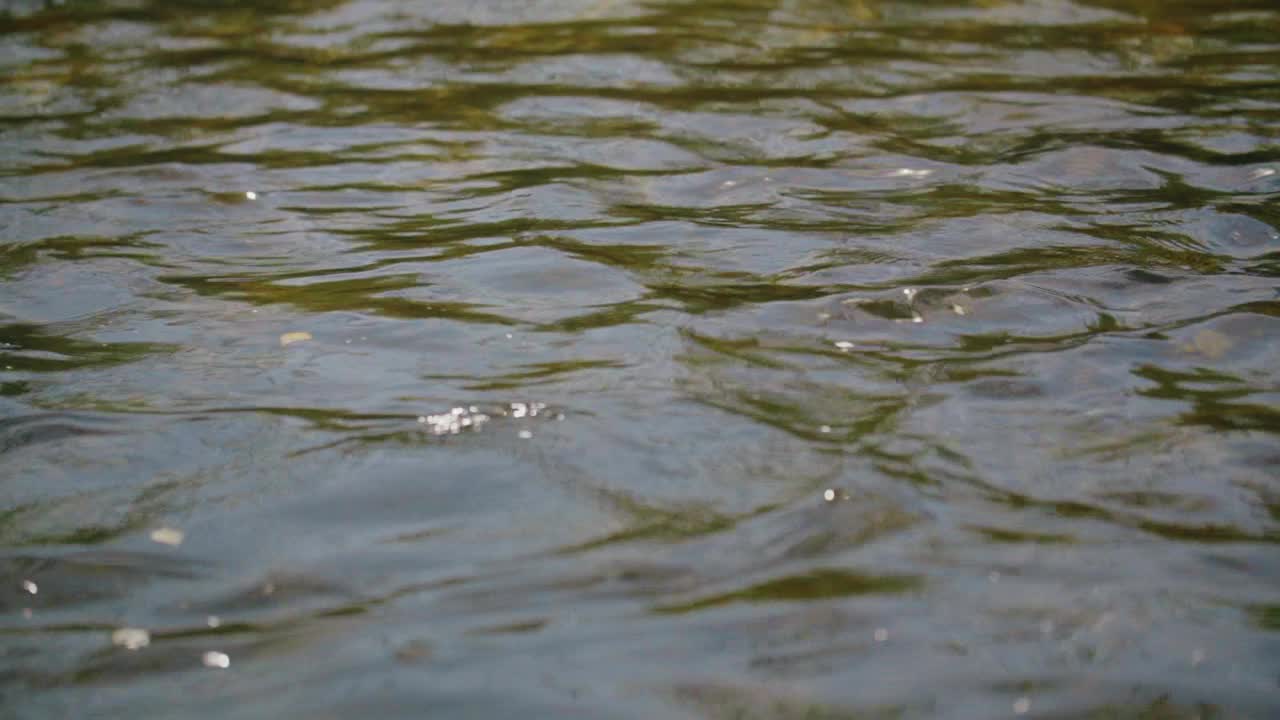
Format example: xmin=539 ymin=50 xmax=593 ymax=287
xmin=2 ymin=0 xmax=1279 ymax=717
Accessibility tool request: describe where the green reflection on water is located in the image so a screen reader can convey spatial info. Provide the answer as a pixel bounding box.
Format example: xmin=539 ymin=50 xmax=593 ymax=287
xmin=657 ymin=568 xmax=922 ymax=614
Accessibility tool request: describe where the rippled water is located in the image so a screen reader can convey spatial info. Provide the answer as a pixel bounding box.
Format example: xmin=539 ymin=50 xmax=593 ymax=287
xmin=3 ymin=0 xmax=1279 ymax=717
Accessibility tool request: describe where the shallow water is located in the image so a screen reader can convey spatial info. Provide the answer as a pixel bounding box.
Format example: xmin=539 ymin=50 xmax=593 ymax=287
xmin=2 ymin=0 xmax=1279 ymax=717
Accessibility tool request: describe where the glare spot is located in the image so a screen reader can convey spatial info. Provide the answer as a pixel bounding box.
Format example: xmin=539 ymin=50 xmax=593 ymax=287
xmin=518 ymin=430 xmax=533 ymax=440
xmin=1250 ymin=167 xmax=1275 ymax=179
xmin=834 ymin=340 xmax=854 ymax=351
xmin=1013 ymin=697 xmax=1031 ymax=715
xmin=150 ymin=527 xmax=184 ymax=547
xmin=245 ymin=191 xmax=257 ymax=200
xmin=889 ymin=168 xmax=932 ymax=178
xmin=823 ymin=489 xmax=836 ymax=502
xmin=817 ymin=312 xmax=831 ymax=321
xmin=505 ymin=333 xmax=514 ymax=339
xmin=874 ymin=628 xmax=888 ymax=643
xmin=279 ymin=331 xmax=312 ymax=347
xmin=207 ymin=616 xmax=221 ymax=629
xmin=952 ymin=304 xmax=966 ymax=316
xmin=112 ymin=627 xmax=151 ymax=651
xmin=902 ymin=287 xmax=917 ymax=301
xmin=21 ymin=579 xmax=37 ymax=595
xmin=511 ymin=402 xmax=528 ymax=418
xmin=819 ymin=425 xmax=831 ymax=434
xmin=202 ymin=651 xmax=231 ymax=669
xmin=417 ymin=406 xmax=490 ymax=436
xmin=722 ymin=180 xmax=737 ymax=188
xmin=556 ymin=413 xmax=565 ymax=421
xmin=911 ymin=313 xmax=924 ymax=323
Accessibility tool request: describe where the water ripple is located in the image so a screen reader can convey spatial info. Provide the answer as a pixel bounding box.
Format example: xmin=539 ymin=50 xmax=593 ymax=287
xmin=3 ymin=0 xmax=1279 ymax=716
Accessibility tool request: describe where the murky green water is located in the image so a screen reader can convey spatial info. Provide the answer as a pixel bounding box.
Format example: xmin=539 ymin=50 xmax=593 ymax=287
xmin=2 ymin=0 xmax=1279 ymax=717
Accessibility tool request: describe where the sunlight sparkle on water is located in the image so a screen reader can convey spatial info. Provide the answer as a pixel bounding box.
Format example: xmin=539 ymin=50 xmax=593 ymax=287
xmin=112 ymin=628 xmax=150 ymax=651
xmin=279 ymin=331 xmax=312 ymax=347
xmin=202 ymin=651 xmax=231 ymax=669
xmin=509 ymin=402 xmax=547 ymax=419
xmin=418 ymin=406 xmax=490 ymax=435
xmin=150 ymin=527 xmax=184 ymax=547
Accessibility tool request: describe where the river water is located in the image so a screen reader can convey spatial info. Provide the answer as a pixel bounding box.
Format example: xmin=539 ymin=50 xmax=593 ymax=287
xmin=2 ymin=0 xmax=1278 ymax=717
